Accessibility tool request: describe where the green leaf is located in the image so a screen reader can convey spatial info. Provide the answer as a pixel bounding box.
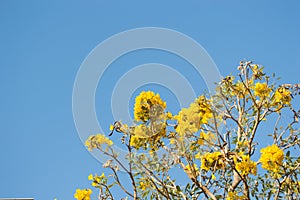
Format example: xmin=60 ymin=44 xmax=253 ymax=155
xmin=286 ymin=150 xmax=290 ymax=157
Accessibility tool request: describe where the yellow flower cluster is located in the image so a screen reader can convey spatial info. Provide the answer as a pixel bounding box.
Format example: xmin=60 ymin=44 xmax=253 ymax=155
xmin=184 ymin=163 xmax=199 ymax=175
xmin=74 ymin=188 xmax=92 ymax=200
xmin=134 ymin=91 xmax=166 ymax=122
xmin=254 ymin=82 xmax=271 ymax=99
xmin=232 ymin=81 xmax=249 ymax=98
xmin=274 ymin=87 xmax=291 ymax=106
xmin=196 ymin=132 xmax=215 ymax=145
xmin=251 ymin=64 xmax=265 ymax=79
xmin=234 ymin=154 xmax=257 ymax=176
xmin=226 ymin=191 xmax=246 ymax=200
xmin=85 ymin=134 xmax=113 ymax=151
xmin=199 ymin=151 xmax=225 ymax=171
xmin=109 ymin=122 xmax=129 ymax=133
xmin=138 ymin=180 xmax=151 ymax=191
xmin=130 ymin=91 xmax=168 ymax=149
xmin=130 ymin=123 xmax=166 ymax=149
xmin=174 ymin=96 xmax=213 ymax=136
xmin=88 ymin=173 xmax=106 ymax=187
xmin=260 ymin=144 xmax=284 ymax=173
xmin=133 ymin=124 xmax=148 ymax=138
xmin=139 ymin=182 xmax=146 ymax=191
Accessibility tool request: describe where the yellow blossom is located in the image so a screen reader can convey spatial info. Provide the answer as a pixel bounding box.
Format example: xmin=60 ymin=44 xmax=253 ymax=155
xmin=254 ymin=82 xmax=271 ymax=99
xmin=233 ymin=81 xmax=248 ymax=98
xmin=134 ymin=91 xmax=166 ymax=122
xmin=211 ymin=173 xmax=216 ymax=180
xmin=133 ymin=124 xmax=148 ymax=138
xmin=185 ymin=163 xmax=199 ymax=172
xmin=260 ymin=144 xmax=284 ymax=173
xmin=195 ymin=132 xmax=215 ymax=146
xmin=94 ymin=173 xmax=105 ymax=183
xmin=166 ymin=111 xmax=173 ymax=120
xmin=88 ymin=174 xmax=93 ymax=181
xmin=138 ymin=181 xmax=150 ymax=191
xmin=200 ymin=151 xmax=225 ymax=171
xmin=130 ymin=135 xmax=143 ymax=148
xmin=226 ymin=191 xmax=246 ymax=200
xmin=85 ymin=134 xmax=113 ymax=151
xmin=139 ymin=182 xmax=146 ymax=191
xmin=89 ymin=173 xmax=106 ymax=188
xmin=129 ymin=123 xmax=166 ymax=149
xmin=235 ymin=154 xmax=257 ymax=176
xmin=273 ymin=87 xmax=291 ymax=106
xmin=184 ymin=163 xmax=199 ymax=176
xmin=91 ymin=182 xmax=97 ymax=187
xmin=74 ymin=188 xmax=92 ymax=200
xmin=174 ymin=96 xmax=213 ymax=136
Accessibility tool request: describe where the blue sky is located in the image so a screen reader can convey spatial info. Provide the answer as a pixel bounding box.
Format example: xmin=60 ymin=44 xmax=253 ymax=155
xmin=1 ymin=1 xmax=300 ymax=199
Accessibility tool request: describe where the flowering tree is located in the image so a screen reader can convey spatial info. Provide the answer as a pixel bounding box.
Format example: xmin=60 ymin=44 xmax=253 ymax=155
xmin=74 ymin=61 xmax=300 ymax=200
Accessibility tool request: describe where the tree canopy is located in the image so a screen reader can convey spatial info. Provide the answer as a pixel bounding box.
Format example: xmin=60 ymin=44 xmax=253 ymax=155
xmin=74 ymin=61 xmax=300 ymax=200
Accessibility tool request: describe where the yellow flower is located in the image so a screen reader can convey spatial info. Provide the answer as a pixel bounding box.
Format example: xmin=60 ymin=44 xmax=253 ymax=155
xmin=133 ymin=124 xmax=148 ymax=138
xmin=134 ymin=91 xmax=166 ymax=122
xmin=226 ymin=191 xmax=246 ymax=200
xmin=185 ymin=163 xmax=199 ymax=172
xmin=85 ymin=134 xmax=113 ymax=151
xmin=129 ymin=120 xmax=167 ymax=149
xmin=195 ymin=132 xmax=215 ymax=146
xmin=254 ymin=82 xmax=271 ymax=99
xmin=100 ymin=173 xmax=105 ymax=179
xmin=89 ymin=172 xmax=106 ymax=187
xmin=74 ymin=188 xmax=92 ymax=200
xmin=235 ymin=154 xmax=257 ymax=176
xmin=200 ymin=151 xmax=224 ymax=171
xmin=166 ymin=111 xmax=173 ymax=119
xmin=88 ymin=174 xmax=93 ymax=181
xmin=130 ymin=135 xmax=142 ymax=148
xmin=211 ymin=173 xmax=216 ymax=180
xmin=260 ymin=144 xmax=284 ymax=173
xmin=233 ymin=81 xmax=248 ymax=98
xmin=94 ymin=173 xmax=105 ymax=183
xmin=184 ymin=163 xmax=199 ymax=176
xmin=174 ymin=96 xmax=213 ymax=136
xmin=274 ymin=87 xmax=291 ymax=106
xmin=139 ymin=182 xmax=146 ymax=191
xmin=138 ymin=180 xmax=151 ymax=191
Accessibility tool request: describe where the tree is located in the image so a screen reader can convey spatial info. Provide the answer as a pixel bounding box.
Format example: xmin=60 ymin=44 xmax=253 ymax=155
xmin=74 ymin=61 xmax=300 ymax=200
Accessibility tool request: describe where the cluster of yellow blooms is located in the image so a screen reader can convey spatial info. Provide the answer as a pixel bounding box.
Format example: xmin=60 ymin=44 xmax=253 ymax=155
xmin=88 ymin=173 xmax=106 ymax=187
xmin=134 ymin=91 xmax=166 ymax=122
xmin=254 ymin=82 xmax=272 ymax=99
xmin=234 ymin=154 xmax=257 ymax=176
xmin=130 ymin=91 xmax=168 ymax=149
xmin=174 ymin=96 xmax=213 ymax=136
xmin=260 ymin=144 xmax=284 ymax=173
xmin=197 ymin=131 xmax=215 ymax=146
xmin=198 ymin=151 xmax=225 ymax=171
xmin=232 ymin=81 xmax=250 ymax=98
xmin=73 ymin=60 xmax=299 ymax=200
xmin=74 ymin=189 xmax=92 ymax=200
xmin=138 ymin=179 xmax=151 ymax=191
xmin=226 ymin=191 xmax=246 ymax=200
xmin=130 ymin=124 xmax=166 ymax=149
xmin=252 ymin=81 xmax=292 ymax=109
xmin=133 ymin=124 xmax=150 ymax=138
xmin=184 ymin=163 xmax=199 ymax=175
xmin=273 ymin=87 xmax=292 ymax=106
xmin=85 ymin=134 xmax=113 ymax=151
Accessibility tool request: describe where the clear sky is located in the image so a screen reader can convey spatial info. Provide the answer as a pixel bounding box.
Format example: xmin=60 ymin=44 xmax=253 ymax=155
xmin=1 ymin=0 xmax=300 ymax=199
